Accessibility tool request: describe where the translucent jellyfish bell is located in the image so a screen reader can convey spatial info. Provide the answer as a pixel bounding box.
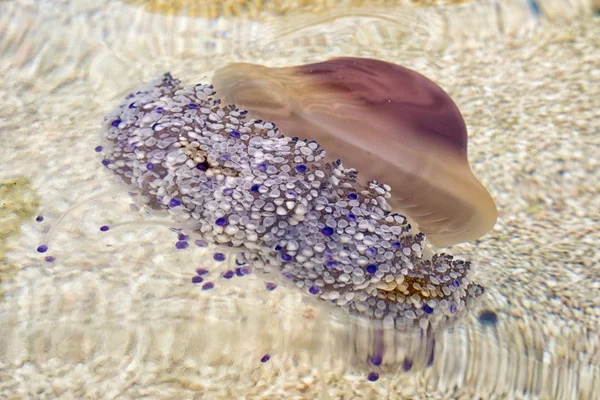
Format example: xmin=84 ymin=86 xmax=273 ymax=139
xmin=212 ymin=57 xmax=497 ymax=247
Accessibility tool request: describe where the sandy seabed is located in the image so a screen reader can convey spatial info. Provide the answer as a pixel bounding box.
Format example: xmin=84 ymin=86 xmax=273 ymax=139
xmin=0 ymin=1 xmax=598 ymax=399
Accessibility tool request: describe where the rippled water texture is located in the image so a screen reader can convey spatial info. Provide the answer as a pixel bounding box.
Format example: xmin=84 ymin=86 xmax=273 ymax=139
xmin=0 ymin=1 xmax=599 ymax=399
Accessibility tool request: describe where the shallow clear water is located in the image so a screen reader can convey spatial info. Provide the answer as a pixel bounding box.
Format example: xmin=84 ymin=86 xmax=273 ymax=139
xmin=0 ymin=1 xmax=598 ymax=399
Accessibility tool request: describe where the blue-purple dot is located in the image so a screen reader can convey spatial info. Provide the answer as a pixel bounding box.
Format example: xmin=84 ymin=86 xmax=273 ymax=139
xmin=260 ymin=354 xmax=270 ymax=363
xmin=348 ymin=193 xmax=359 ymax=200
xmin=449 ymin=304 xmax=457 ymax=314
xmin=402 ymin=358 xmax=413 ymax=371
xmin=35 ymin=215 xmax=44 ymax=222
xmin=45 ymin=256 xmax=55 ymax=263
xmin=94 ymin=146 xmax=103 ymax=152
xmin=202 ymin=282 xmax=214 ymax=290
xmin=370 ymin=355 xmax=382 ymax=366
xmin=235 ymin=267 xmax=245 ymax=277
xmin=281 ymin=253 xmax=293 ymax=262
xmin=423 ymin=305 xmax=434 ymax=314
xmin=175 ymin=241 xmax=189 ymax=250
xmin=188 ymin=103 xmax=198 ymax=109
xmin=367 ymin=372 xmax=379 ymax=382
xmin=366 ymin=247 xmax=377 ymax=257
xmin=392 ymin=241 xmax=402 ymax=248
xmin=215 ymin=217 xmax=227 ymax=226
xmin=100 ymin=225 xmax=110 ymax=232
xmin=452 ymin=279 xmax=461 ymax=287
xmin=196 ymin=161 xmax=210 ymax=171
xmin=222 ymin=270 xmax=234 ymax=279
xmin=265 ymin=282 xmax=277 ymax=291
xmin=178 ymin=233 xmax=189 ymax=241
xmin=326 ymin=261 xmax=337 ymax=268
xmin=274 ymin=245 xmax=282 ymax=251
xmin=366 ymin=264 xmax=377 ymax=274
xmin=213 ymin=253 xmax=226 ymax=262
xmin=295 ymin=164 xmax=308 ymax=173
xmin=230 ymin=130 xmax=241 ymax=138
xmin=146 ymin=163 xmax=153 ymax=170
xmin=321 ymin=227 xmax=334 ymax=236
xmin=308 ymin=286 xmax=319 ymax=295
xmin=168 ymin=198 xmax=182 ymax=208
xmin=154 ymin=107 xmax=163 ymax=113
xmin=37 ymin=245 xmax=48 ymax=253
xmin=128 ymin=102 xmax=136 ymax=109
xmin=111 ymin=119 xmax=121 ymax=127
xmin=257 ymin=162 xmax=268 ymax=171
xmin=346 ymin=213 xmax=356 ymax=221
xmin=191 ymin=276 xmax=203 ymax=284
xmin=251 ymin=184 xmax=261 ymax=192
xmin=478 ymin=310 xmax=498 ymax=326
xmin=196 ymin=268 xmax=209 ymax=276
xmin=235 ymin=257 xmax=247 ymax=266
xmin=101 ymin=159 xmax=110 ymax=166
xmin=222 ymin=188 xmax=233 ymax=195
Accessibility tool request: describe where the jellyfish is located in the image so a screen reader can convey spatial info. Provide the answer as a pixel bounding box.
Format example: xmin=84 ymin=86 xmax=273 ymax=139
xmin=94 ymin=72 xmax=483 ymax=334
xmin=211 ymin=57 xmax=497 ymax=247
